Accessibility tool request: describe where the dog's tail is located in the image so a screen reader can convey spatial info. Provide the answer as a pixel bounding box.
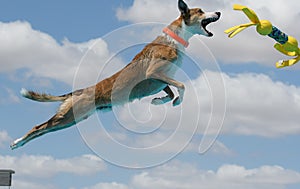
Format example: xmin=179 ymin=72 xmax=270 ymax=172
xmin=20 ymin=88 xmax=70 ymax=102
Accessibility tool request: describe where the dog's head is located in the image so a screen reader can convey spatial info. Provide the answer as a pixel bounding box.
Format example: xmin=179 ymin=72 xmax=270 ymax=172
xmin=178 ymin=0 xmax=221 ymax=37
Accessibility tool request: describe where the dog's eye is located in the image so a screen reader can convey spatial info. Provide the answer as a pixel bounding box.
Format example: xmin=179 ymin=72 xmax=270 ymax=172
xmin=198 ymin=9 xmax=204 ymax=14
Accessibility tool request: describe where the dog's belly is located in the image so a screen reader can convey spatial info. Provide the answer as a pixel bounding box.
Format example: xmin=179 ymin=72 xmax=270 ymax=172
xmin=110 ymin=77 xmax=167 ymax=105
xmin=129 ymin=79 xmax=167 ymax=101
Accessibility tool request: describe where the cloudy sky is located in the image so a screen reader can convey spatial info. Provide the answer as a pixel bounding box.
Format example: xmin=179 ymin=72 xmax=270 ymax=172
xmin=1 ymin=0 xmax=300 ymax=188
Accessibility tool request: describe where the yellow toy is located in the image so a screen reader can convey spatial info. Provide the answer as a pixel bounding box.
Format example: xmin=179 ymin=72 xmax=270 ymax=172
xmin=225 ymin=4 xmax=300 ymax=68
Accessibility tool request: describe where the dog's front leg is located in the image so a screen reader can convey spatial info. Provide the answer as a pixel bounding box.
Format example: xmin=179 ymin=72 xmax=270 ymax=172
xmin=146 ymin=62 xmax=185 ymax=106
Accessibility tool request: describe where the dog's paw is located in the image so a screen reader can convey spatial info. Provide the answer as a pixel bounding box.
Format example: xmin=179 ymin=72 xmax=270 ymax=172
xmin=172 ymin=96 xmax=182 ymax=106
xmin=151 ymin=98 xmax=164 ymax=105
xmin=151 ymin=96 xmax=173 ymax=105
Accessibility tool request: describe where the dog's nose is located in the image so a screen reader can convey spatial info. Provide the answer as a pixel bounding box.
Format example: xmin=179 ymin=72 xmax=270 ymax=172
xmin=216 ymin=12 xmax=221 ymax=17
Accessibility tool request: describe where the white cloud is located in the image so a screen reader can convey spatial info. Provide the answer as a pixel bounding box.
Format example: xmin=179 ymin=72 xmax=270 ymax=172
xmin=78 ymin=70 xmax=300 ymax=165
xmin=5 ymin=88 xmax=21 ymax=103
xmin=0 ymin=87 xmax=21 ymax=104
xmin=210 ymin=71 xmax=300 ymax=138
xmin=116 ymin=0 xmax=300 ymax=66
xmin=116 ymin=0 xmax=177 ymax=23
xmin=12 ymin=180 xmax=57 ymax=189
xmin=216 ymin=164 xmax=300 ymax=184
xmin=131 ymin=162 xmax=300 ymax=189
xmin=115 ymin=70 xmax=300 ymax=139
xmin=116 ymin=0 xmax=226 ymax=24
xmin=84 ymin=161 xmax=300 ymax=189
xmin=0 ymin=21 xmax=124 ymax=87
xmin=206 ymin=140 xmax=235 ymax=156
xmin=220 ymin=72 xmax=300 ymax=137
xmin=0 ymin=154 xmax=106 ymax=189
xmin=83 ymin=182 xmax=128 ymax=189
xmin=0 ymin=130 xmax=12 ymax=148
xmin=17 ymin=161 xmax=297 ymax=189
xmin=0 ymin=154 xmax=106 ymax=178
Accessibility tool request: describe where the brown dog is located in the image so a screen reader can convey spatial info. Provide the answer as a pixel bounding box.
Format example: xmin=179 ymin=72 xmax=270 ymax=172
xmin=11 ymin=0 xmax=220 ymax=149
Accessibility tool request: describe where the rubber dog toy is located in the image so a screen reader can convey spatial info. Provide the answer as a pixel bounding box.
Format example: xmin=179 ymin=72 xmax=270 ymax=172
xmin=225 ymin=4 xmax=300 ymax=68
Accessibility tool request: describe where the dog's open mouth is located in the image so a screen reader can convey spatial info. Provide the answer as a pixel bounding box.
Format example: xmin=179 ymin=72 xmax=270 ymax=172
xmin=201 ymin=16 xmax=220 ymax=37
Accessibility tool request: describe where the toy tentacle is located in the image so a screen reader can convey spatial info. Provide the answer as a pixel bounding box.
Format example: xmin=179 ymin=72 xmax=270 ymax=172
xmin=225 ymin=23 xmax=256 ymax=38
xmin=276 ymin=56 xmax=300 ymax=68
xmin=227 ymin=27 xmax=248 ymax=38
xmin=233 ymin=4 xmax=260 ymax=24
xmin=241 ymin=8 xmax=260 ymax=24
xmin=225 ymin=4 xmax=260 ymax=38
xmin=293 ymin=55 xmax=300 ymax=65
xmin=233 ymin=4 xmax=249 ymax=10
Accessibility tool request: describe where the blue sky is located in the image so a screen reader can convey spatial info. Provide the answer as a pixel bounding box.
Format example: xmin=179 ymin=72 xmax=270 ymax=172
xmin=1 ymin=0 xmax=300 ymax=188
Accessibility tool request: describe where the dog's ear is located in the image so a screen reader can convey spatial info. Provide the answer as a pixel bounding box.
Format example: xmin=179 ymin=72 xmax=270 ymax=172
xmin=178 ymin=0 xmax=190 ymax=17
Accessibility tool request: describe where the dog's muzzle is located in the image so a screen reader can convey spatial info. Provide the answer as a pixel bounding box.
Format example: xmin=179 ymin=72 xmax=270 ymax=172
xmin=201 ymin=12 xmax=221 ymax=37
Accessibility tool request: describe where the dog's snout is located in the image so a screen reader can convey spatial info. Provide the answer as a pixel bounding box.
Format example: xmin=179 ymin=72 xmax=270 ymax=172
xmin=216 ymin=12 xmax=221 ymax=17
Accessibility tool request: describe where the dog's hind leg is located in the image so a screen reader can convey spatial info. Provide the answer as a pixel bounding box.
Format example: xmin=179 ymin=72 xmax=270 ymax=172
xmin=11 ymin=94 xmax=96 ymax=149
xmin=151 ymin=86 xmax=175 ymax=105
xmin=10 ymin=113 xmax=75 ymax=150
xmin=10 ymin=99 xmax=76 ymax=149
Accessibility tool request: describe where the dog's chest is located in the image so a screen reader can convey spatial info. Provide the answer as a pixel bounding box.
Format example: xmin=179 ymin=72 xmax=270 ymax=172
xmin=165 ymin=51 xmax=183 ymax=77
